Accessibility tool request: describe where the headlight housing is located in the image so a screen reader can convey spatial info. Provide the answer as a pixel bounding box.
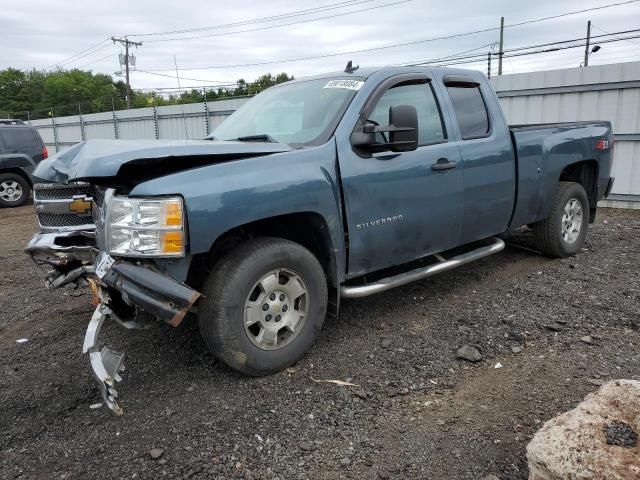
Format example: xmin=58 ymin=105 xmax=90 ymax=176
xmin=106 ymin=196 xmax=186 ymax=257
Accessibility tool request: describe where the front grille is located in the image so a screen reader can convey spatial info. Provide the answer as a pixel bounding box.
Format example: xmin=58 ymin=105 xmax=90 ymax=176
xmin=34 ymin=183 xmax=96 ymax=231
xmin=37 ymin=213 xmax=94 ymax=227
xmin=34 ymin=185 xmax=94 ymax=201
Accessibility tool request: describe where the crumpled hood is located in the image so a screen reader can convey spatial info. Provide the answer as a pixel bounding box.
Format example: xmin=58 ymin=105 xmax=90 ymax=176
xmin=33 ymin=138 xmax=292 ymax=184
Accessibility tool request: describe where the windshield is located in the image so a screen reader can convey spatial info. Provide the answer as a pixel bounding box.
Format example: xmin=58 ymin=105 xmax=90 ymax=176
xmin=211 ymin=77 xmax=363 ymax=146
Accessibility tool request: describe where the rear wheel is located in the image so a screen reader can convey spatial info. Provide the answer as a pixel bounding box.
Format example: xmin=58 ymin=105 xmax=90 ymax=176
xmin=0 ymin=173 xmax=30 ymax=208
xmin=533 ymin=181 xmax=589 ymax=258
xmin=199 ymin=237 xmax=328 ymax=376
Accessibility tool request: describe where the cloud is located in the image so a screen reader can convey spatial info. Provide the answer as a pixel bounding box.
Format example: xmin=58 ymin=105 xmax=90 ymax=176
xmin=1 ymin=0 xmax=639 ymax=91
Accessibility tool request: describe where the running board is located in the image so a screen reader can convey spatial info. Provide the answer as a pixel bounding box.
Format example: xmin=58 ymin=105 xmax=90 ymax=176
xmin=340 ymin=237 xmax=505 ymax=299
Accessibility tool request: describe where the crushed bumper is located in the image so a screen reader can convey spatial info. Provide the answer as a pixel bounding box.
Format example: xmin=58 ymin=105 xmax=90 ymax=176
xmin=26 ymin=231 xmax=201 ymax=415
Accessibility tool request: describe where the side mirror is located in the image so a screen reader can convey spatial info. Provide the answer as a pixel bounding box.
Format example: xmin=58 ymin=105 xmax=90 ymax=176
xmin=351 ymin=104 xmax=419 ymax=153
xmin=388 ymin=104 xmax=418 ymax=152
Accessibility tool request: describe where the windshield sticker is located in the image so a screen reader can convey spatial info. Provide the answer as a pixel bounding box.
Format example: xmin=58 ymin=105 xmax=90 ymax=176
xmin=323 ymin=79 xmax=364 ymax=91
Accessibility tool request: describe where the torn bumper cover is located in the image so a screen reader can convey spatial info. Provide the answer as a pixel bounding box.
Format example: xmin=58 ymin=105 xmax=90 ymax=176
xmin=101 ymin=260 xmax=201 ymax=328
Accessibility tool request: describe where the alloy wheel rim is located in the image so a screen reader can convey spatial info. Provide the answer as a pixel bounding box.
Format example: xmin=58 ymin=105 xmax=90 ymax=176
xmin=243 ymin=268 xmax=309 ymax=350
xmin=561 ymin=198 xmax=583 ymax=244
xmin=0 ymin=180 xmax=23 ymax=202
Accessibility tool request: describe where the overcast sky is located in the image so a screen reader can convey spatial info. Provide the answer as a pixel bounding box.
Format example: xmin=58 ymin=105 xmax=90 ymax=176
xmin=2 ymin=0 xmax=640 ymax=93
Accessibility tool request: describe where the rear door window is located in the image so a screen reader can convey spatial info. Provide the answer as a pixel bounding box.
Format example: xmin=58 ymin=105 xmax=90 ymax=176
xmin=0 ymin=128 xmax=40 ymax=152
xmin=446 ymin=86 xmax=490 ymax=139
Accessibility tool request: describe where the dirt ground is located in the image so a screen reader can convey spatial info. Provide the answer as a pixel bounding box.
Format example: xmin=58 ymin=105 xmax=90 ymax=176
xmin=0 ymin=204 xmax=638 ymax=480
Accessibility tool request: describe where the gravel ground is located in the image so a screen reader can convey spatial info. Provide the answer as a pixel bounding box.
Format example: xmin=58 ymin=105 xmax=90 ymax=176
xmin=0 ymin=204 xmax=639 ymax=480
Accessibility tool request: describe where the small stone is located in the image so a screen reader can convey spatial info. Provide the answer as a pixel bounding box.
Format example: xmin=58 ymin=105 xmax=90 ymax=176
xmin=511 ymin=346 xmax=523 ymax=354
xmin=398 ymin=387 xmax=409 ymax=396
xmin=456 ymin=345 xmax=482 ymax=362
xmin=352 ymin=389 xmax=367 ymax=399
xmin=544 ymin=323 xmax=563 ymax=332
xmin=586 ymin=378 xmax=605 ymax=386
xmin=149 ymin=448 xmax=164 ymax=459
xmin=299 ymin=442 xmax=313 ymax=451
xmin=340 ymin=457 xmax=351 ymax=467
xmin=381 ymin=338 xmax=392 ymax=349
xmin=580 ymin=335 xmax=594 ymax=345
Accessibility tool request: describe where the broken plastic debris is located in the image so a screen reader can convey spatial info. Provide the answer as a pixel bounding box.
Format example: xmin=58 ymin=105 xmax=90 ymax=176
xmin=311 ymin=378 xmax=359 ymax=387
xmin=494 ymin=362 xmax=503 ymax=369
xmin=16 ymin=338 xmax=28 ymax=344
xmin=90 ymin=402 xmax=104 ymax=409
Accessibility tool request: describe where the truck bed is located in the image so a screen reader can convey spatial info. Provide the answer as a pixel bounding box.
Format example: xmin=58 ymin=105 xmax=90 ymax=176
xmin=508 ymin=120 xmax=613 ymax=229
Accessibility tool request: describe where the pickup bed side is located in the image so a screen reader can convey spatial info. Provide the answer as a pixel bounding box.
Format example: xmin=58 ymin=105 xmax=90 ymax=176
xmin=509 ymin=122 xmax=614 ymax=228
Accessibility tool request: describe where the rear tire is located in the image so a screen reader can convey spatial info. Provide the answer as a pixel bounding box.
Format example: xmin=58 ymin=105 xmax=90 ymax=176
xmin=199 ymin=237 xmax=328 ymax=376
xmin=533 ymin=181 xmax=589 ymax=258
xmin=0 ymin=173 xmax=30 ymax=208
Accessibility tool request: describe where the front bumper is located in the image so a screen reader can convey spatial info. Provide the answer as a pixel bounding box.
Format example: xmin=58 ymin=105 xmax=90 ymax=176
xmin=26 ymin=230 xmax=201 ymax=415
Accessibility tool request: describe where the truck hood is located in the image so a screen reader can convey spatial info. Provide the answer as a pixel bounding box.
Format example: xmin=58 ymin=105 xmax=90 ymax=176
xmin=33 ymin=138 xmax=292 ymax=185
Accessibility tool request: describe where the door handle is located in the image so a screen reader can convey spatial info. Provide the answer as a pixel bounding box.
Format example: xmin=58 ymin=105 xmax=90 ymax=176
xmin=431 ymin=158 xmax=458 ymax=171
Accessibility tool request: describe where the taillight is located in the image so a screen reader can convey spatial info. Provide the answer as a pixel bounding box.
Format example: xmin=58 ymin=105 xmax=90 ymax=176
xmin=42 ymin=146 xmax=48 ymax=159
xmin=595 ymin=139 xmax=609 ymax=151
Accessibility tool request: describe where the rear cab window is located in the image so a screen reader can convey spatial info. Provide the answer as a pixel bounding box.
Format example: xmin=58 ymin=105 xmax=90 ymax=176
xmin=445 ymin=84 xmax=490 ymax=140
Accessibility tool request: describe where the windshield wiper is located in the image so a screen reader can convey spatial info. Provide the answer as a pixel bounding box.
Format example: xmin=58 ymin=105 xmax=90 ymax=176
xmin=233 ymin=134 xmax=278 ymax=143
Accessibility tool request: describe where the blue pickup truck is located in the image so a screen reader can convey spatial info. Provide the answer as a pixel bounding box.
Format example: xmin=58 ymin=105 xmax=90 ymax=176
xmin=27 ymin=65 xmax=614 ymax=414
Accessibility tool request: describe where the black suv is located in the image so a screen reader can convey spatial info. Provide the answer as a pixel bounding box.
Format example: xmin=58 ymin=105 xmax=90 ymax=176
xmin=0 ymin=120 xmax=48 ymax=207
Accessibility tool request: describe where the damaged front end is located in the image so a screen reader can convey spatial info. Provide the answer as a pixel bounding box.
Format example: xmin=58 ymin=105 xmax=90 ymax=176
xmin=26 ymin=183 xmax=200 ymax=415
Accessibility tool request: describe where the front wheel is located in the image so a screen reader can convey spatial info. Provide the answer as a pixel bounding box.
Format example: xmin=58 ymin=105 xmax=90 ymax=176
xmin=533 ymin=181 xmax=589 ymax=258
xmin=199 ymin=237 xmax=328 ymax=376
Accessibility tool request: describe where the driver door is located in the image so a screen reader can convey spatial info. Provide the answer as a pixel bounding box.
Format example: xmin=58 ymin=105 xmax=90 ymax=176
xmin=338 ymin=75 xmax=464 ymax=276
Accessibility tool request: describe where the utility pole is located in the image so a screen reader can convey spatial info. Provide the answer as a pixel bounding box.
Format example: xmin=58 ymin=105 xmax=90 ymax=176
xmin=584 ymin=20 xmax=592 ymax=67
xmin=498 ymin=16 xmax=504 ymax=75
xmin=111 ymin=36 xmax=142 ymax=109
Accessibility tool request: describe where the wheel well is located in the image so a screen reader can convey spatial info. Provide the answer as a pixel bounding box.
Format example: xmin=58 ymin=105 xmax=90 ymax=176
xmin=0 ymin=168 xmax=32 ymax=186
xmin=559 ymin=160 xmax=598 ymax=222
xmin=186 ymin=212 xmax=336 ymax=292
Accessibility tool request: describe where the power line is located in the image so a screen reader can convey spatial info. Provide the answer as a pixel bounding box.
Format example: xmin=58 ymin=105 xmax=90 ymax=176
xmin=141 ymin=0 xmax=413 ymax=43
xmin=76 ymin=49 xmax=119 ymax=70
xmin=593 ymin=24 xmax=640 ymax=46
xmin=127 ymin=0 xmax=376 ymax=37
xmin=46 ymin=37 xmax=111 ymax=70
xmin=141 ymin=0 xmax=640 ymax=72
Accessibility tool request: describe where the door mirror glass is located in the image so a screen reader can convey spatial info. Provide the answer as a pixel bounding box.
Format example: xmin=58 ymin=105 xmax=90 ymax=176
xmin=351 ymin=104 xmax=419 ymax=153
xmin=388 ymin=104 xmax=418 ymax=152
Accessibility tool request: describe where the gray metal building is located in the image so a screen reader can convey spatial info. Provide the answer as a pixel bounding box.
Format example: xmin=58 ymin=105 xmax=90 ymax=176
xmin=491 ymin=61 xmax=640 ymax=208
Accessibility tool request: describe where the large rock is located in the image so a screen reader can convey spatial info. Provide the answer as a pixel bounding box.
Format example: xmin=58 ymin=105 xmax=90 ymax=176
xmin=527 ymin=380 xmax=640 ymax=479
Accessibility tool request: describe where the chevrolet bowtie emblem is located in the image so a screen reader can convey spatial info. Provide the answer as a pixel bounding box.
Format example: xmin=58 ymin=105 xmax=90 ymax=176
xmin=69 ymin=196 xmax=92 ymax=215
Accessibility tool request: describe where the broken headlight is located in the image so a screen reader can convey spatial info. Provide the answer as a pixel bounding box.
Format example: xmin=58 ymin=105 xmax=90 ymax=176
xmin=105 ymin=196 xmax=186 ymax=257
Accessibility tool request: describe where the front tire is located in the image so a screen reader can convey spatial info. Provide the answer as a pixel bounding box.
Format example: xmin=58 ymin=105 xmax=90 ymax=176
xmin=0 ymin=173 xmax=30 ymax=208
xmin=533 ymin=181 xmax=589 ymax=258
xmin=199 ymin=237 xmax=328 ymax=376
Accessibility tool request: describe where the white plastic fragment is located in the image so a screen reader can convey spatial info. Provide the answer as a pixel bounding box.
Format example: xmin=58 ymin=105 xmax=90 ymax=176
xmin=90 ymin=402 xmax=104 ymax=409
xmin=16 ymin=338 xmax=28 ymax=344
xmin=494 ymin=362 xmax=503 ymax=369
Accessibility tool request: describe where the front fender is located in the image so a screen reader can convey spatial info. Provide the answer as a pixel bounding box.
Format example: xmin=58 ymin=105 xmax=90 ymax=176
xmin=130 ymin=140 xmax=346 ymax=285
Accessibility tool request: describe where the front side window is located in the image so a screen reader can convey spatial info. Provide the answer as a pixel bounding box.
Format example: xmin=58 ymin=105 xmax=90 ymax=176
xmin=446 ymin=86 xmax=490 ymax=139
xmin=368 ymin=83 xmax=445 ymax=146
xmin=212 ymin=77 xmax=361 ymax=146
